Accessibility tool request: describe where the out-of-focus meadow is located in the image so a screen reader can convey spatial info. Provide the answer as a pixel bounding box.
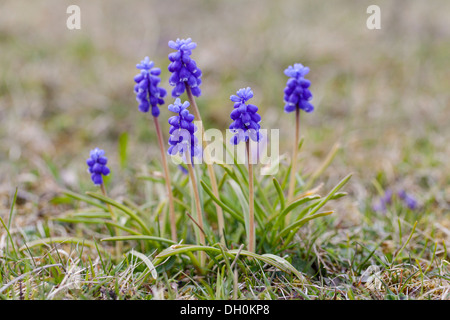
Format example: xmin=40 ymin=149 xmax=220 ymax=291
xmin=1 ymin=0 xmax=449 ymax=216
xmin=0 ymin=0 xmax=450 ymax=299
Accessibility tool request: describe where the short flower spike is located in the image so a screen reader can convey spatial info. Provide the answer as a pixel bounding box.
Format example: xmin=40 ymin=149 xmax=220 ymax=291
xmin=134 ymin=56 xmax=167 ymax=117
xmin=167 ymin=98 xmax=201 ymax=162
xmin=86 ymin=148 xmax=110 ymax=185
xmin=229 ymin=87 xmax=261 ymax=145
xmin=398 ymin=190 xmax=418 ymax=210
xmin=167 ymin=38 xmax=203 ymax=98
xmin=283 ymin=63 xmax=314 ymax=113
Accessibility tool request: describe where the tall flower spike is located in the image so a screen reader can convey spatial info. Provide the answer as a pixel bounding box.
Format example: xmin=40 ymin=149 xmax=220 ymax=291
xmin=86 ymin=148 xmax=110 ymax=185
xmin=168 ymin=38 xmax=203 ymax=98
xmin=134 ymin=56 xmax=167 ymax=117
xmin=283 ymin=63 xmax=314 ymax=113
xmin=285 ymin=63 xmax=313 ymax=203
xmin=229 ymin=87 xmax=259 ymax=253
xmin=229 ymin=87 xmax=262 ymax=145
xmin=167 ymin=98 xmax=201 ymax=163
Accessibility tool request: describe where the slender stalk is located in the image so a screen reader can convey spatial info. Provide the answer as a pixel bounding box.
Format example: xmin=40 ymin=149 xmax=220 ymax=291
xmin=185 ymin=84 xmax=225 ymax=244
xmin=246 ymin=141 xmax=255 ymax=253
xmin=185 ymin=148 xmax=206 ymax=266
xmin=288 ymin=107 xmax=300 ymax=203
xmin=153 ymin=116 xmax=177 ymax=242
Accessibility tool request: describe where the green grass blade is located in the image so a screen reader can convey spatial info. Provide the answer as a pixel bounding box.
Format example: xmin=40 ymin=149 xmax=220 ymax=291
xmin=200 ymin=180 xmax=245 ymax=224
xmin=253 ymin=176 xmax=274 ymax=216
xmin=307 ymin=173 xmax=352 ymax=217
xmin=275 ymin=195 xmax=321 ymax=226
xmin=153 ymin=244 xmax=304 ymax=280
xmin=227 ymin=180 xmax=250 ymax=239
xmin=101 ymin=235 xmax=175 ymax=245
xmin=272 ymin=177 xmax=286 ymax=211
xmin=0 ymin=217 xmax=18 ymax=258
xmin=86 ymin=191 xmax=151 ymax=235
xmin=280 ymin=211 xmax=334 ymax=237
xmin=53 ymin=217 xmax=142 ymax=236
xmin=63 ymin=189 xmax=108 ymax=211
xmin=118 ymin=132 xmax=128 ymax=169
xmin=19 ymin=237 xmax=109 ymax=255
xmin=129 ymin=249 xmax=157 ymax=279
xmin=304 ymin=142 xmax=340 ymax=190
xmin=392 ymin=221 xmax=418 ymax=265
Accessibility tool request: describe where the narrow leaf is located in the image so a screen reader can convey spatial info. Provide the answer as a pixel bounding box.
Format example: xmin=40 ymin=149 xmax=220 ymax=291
xmin=129 ymin=249 xmax=157 ymax=279
xmin=86 ymin=192 xmax=151 ymax=235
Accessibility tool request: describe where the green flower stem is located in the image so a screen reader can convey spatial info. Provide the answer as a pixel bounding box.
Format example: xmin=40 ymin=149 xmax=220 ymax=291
xmin=153 ymin=115 xmax=177 ymax=242
xmin=288 ymin=107 xmax=300 ymax=203
xmin=246 ymin=141 xmax=255 ymax=253
xmin=186 ymin=147 xmax=206 ymax=266
xmin=185 ymin=84 xmax=225 ymax=244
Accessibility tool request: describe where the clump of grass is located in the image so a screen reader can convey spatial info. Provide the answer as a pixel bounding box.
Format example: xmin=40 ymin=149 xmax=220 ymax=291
xmin=1 ymin=38 xmax=353 ymax=299
xmin=3 ymin=32 xmax=449 ymax=301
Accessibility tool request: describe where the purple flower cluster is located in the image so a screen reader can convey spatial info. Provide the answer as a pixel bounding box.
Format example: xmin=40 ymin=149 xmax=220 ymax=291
xmin=373 ymin=189 xmax=418 ymax=212
xmin=398 ymin=190 xmax=418 ymax=210
xmin=283 ymin=63 xmax=314 ymax=113
xmin=86 ymin=148 xmax=110 ymax=185
xmin=372 ymin=189 xmax=393 ymax=212
xmin=168 ymin=38 xmax=203 ymax=98
xmin=134 ymin=57 xmax=167 ymax=117
xmin=167 ymin=98 xmax=201 ymax=162
xmin=229 ymin=87 xmax=262 ymax=145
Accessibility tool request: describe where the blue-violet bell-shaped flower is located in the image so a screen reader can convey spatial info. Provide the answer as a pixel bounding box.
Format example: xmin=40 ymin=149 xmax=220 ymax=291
xmin=168 ymin=38 xmax=202 ymax=98
xmin=167 ymin=98 xmax=201 ymax=162
xmin=134 ymin=56 xmax=167 ymax=117
xmin=87 ymin=148 xmax=110 ymax=185
xmin=229 ymin=87 xmax=262 ymax=145
xmin=283 ymin=63 xmax=314 ymax=113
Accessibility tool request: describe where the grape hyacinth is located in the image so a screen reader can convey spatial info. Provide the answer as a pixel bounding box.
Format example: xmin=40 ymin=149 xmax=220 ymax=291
xmin=372 ymin=189 xmax=393 ymax=212
xmin=283 ymin=63 xmax=314 ymax=113
xmin=86 ymin=148 xmax=110 ymax=185
xmin=168 ymin=38 xmax=203 ymax=98
xmin=398 ymin=190 xmax=418 ymax=210
xmin=134 ymin=56 xmax=167 ymax=117
xmin=229 ymin=87 xmax=262 ymax=145
xmin=373 ymin=189 xmax=418 ymax=212
xmin=167 ymin=98 xmax=201 ymax=162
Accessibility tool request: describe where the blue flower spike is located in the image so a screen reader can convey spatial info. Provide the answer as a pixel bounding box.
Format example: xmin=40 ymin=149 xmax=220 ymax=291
xmin=229 ymin=87 xmax=260 ymax=253
xmin=373 ymin=188 xmax=418 ymax=212
xmin=283 ymin=63 xmax=314 ymax=113
xmin=168 ymin=38 xmax=203 ymax=98
xmin=229 ymin=87 xmax=262 ymax=145
xmin=134 ymin=56 xmax=167 ymax=117
xmin=87 ymin=148 xmax=110 ymax=186
xmin=167 ymin=98 xmax=201 ymax=163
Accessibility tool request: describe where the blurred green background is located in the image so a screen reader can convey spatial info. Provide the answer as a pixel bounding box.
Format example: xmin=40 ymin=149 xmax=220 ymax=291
xmin=0 ymin=0 xmax=449 ymax=221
